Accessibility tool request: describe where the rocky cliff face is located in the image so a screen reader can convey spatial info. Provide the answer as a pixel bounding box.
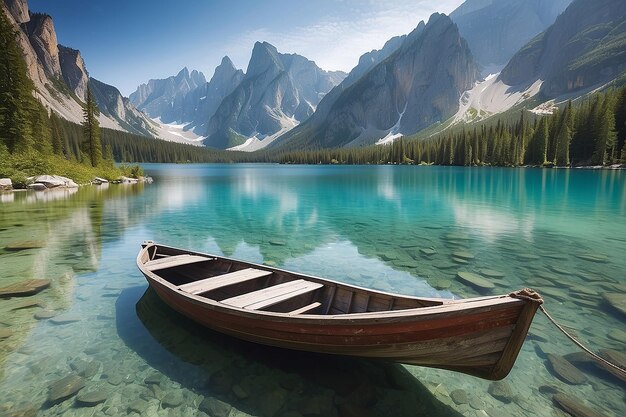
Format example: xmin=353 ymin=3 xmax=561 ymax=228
xmin=58 ymin=45 xmax=89 ymax=100
xmin=90 ymin=78 xmax=157 ymax=136
xmin=499 ymin=0 xmax=626 ymax=97
xmin=275 ymin=13 xmax=479 ymax=149
xmin=26 ymin=12 xmax=61 ymax=78
xmin=203 ymin=42 xmax=346 ymax=149
xmin=450 ymin=0 xmax=572 ymax=73
xmin=5 ymin=0 xmax=27 ymax=23
xmin=129 ymin=67 xmax=207 ymax=123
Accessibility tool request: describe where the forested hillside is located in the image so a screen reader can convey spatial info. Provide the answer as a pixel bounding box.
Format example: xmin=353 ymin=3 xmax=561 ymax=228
xmin=275 ymin=87 xmax=626 ymax=167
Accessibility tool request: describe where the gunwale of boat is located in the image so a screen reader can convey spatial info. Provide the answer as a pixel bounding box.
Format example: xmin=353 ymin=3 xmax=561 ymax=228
xmin=136 ymin=242 xmax=526 ymax=322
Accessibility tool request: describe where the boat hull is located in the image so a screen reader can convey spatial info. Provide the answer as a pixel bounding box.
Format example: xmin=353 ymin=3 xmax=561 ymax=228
xmin=137 ymin=243 xmax=541 ymax=380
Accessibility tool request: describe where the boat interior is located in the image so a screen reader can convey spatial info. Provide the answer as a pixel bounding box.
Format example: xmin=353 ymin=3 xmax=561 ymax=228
xmin=141 ymin=245 xmax=444 ymax=316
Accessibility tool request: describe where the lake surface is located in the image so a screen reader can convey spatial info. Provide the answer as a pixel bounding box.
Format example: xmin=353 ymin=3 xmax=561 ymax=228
xmin=0 ymin=164 xmax=624 ymax=417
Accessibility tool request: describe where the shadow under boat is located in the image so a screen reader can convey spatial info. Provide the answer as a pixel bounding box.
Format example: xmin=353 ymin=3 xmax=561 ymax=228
xmin=118 ymin=286 xmax=464 ymax=417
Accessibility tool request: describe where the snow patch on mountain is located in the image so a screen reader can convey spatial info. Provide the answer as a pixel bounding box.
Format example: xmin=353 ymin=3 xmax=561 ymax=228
xmin=452 ymin=74 xmax=543 ymax=123
xmin=152 ymin=118 xmax=205 ymax=146
xmin=227 ymin=115 xmax=299 ymax=152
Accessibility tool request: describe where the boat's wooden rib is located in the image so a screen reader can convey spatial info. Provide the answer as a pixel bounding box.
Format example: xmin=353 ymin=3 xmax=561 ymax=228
xmin=137 ymin=242 xmax=543 ymax=380
xmin=178 ymin=267 xmax=272 ymax=295
xmin=287 ymin=302 xmax=322 ymax=316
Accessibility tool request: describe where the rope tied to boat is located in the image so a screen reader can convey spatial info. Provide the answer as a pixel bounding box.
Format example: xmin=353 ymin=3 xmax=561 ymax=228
xmin=510 ymin=288 xmax=626 ymax=378
xmin=509 ymin=288 xmax=544 ymax=304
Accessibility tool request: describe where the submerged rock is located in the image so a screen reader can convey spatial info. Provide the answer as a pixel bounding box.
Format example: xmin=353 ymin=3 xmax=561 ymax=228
xmin=432 ymin=279 xmax=451 ymax=290
xmin=575 ymin=253 xmax=609 ymax=263
xmin=75 ymin=389 xmax=108 ymax=406
xmin=161 ymin=390 xmax=184 ymax=408
xmin=0 ymin=327 xmax=13 ymax=339
xmin=449 ymin=389 xmax=469 ymax=405
xmin=456 ymin=271 xmax=495 ymax=291
xmin=598 ymin=349 xmax=626 ymax=382
xmin=607 ymin=328 xmax=626 ymax=344
xmin=552 ymin=393 xmax=605 ymax=417
xmin=603 ymin=293 xmax=626 ymax=317
xmin=128 ymin=399 xmax=149 ymax=414
xmin=50 ymin=314 xmax=81 ymax=325
xmin=479 ymin=269 xmax=505 ymax=279
xmin=0 ymin=279 xmax=50 ymax=297
xmin=420 ymin=248 xmax=437 ymax=256
xmin=144 ymin=372 xmax=163 ymax=385
xmin=3 ymin=241 xmax=44 ymax=251
xmin=487 ymin=381 xmax=513 ymax=403
xmin=47 ymin=375 xmax=85 ymax=404
xmin=517 ymin=253 xmax=540 ymax=261
xmin=546 ymin=353 xmax=587 ymax=385
xmin=452 ymin=251 xmax=475 ymax=260
xmin=34 ymin=309 xmax=57 ymax=320
xmin=432 ymin=261 xmax=456 ymax=270
xmin=199 ymin=397 xmax=232 ymax=417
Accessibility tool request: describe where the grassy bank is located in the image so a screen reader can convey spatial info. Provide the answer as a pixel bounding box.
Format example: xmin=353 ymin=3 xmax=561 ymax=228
xmin=0 ymin=148 xmax=143 ymax=188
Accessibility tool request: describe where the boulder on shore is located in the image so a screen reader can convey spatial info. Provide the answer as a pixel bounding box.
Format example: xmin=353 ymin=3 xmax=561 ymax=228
xmin=0 ymin=178 xmax=12 ymax=191
xmin=92 ymin=177 xmax=109 ymax=185
xmin=28 ymin=175 xmax=78 ymax=189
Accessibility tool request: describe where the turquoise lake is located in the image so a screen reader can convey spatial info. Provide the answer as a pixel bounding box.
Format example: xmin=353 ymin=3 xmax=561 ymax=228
xmin=0 ymin=164 xmax=624 ymax=416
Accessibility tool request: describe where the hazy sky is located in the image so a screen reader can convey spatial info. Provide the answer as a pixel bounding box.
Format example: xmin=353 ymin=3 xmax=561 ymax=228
xmin=29 ymin=0 xmax=464 ymax=96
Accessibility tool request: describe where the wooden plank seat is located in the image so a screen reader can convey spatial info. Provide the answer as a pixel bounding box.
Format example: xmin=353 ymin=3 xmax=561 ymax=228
xmin=145 ymin=254 xmax=212 ymax=272
xmin=221 ymin=279 xmax=324 ymax=310
xmin=178 ymin=268 xmax=273 ymax=295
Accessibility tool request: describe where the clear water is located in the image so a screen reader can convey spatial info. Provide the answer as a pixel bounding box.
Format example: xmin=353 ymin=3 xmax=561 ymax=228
xmin=0 ymin=164 xmax=624 ymax=417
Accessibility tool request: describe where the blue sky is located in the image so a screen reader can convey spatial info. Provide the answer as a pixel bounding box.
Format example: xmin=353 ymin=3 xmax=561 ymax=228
xmin=30 ymin=0 xmax=464 ymax=96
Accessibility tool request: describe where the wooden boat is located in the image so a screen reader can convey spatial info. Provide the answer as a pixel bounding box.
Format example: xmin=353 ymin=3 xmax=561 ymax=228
xmin=137 ymin=241 xmax=543 ymax=380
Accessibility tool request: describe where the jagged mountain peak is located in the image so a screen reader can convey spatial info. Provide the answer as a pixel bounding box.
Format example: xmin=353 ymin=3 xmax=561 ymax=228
xmin=246 ymin=41 xmax=284 ymax=77
xmin=220 ymin=55 xmax=235 ymax=68
xmin=176 ymin=66 xmax=190 ymax=78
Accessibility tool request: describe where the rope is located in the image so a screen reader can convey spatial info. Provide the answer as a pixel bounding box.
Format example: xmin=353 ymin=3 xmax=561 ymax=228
xmin=539 ymin=304 xmax=626 ymax=378
xmin=509 ymin=288 xmax=626 ymax=378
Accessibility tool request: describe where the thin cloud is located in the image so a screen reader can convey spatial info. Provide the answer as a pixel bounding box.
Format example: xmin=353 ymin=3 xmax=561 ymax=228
xmin=223 ymin=0 xmax=464 ymax=73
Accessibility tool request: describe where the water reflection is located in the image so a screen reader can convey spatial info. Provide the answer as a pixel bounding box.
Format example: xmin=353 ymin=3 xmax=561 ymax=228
xmin=0 ymin=165 xmax=624 ymax=417
xmin=130 ymin=287 xmax=463 ymax=417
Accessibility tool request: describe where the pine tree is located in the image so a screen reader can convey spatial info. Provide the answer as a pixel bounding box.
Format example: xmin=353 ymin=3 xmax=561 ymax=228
xmin=555 ymin=102 xmax=573 ymax=166
xmin=82 ymin=85 xmax=102 ymax=167
xmin=50 ymin=112 xmax=64 ymax=155
xmin=615 ymin=87 xmax=626 ymax=162
xmin=0 ymin=11 xmax=37 ymax=153
xmin=591 ymin=95 xmax=616 ymax=165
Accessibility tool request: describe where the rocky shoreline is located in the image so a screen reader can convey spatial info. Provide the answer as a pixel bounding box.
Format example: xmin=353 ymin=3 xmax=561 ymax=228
xmin=0 ymin=175 xmax=153 ymax=192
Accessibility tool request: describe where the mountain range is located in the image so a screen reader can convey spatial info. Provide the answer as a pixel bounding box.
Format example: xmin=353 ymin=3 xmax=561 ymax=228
xmin=3 ymin=0 xmax=625 ymax=152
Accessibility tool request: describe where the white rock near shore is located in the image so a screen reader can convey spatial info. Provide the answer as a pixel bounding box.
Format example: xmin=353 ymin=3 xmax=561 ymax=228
xmin=0 ymin=178 xmax=12 ymax=191
xmin=27 ymin=175 xmax=79 ymax=189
